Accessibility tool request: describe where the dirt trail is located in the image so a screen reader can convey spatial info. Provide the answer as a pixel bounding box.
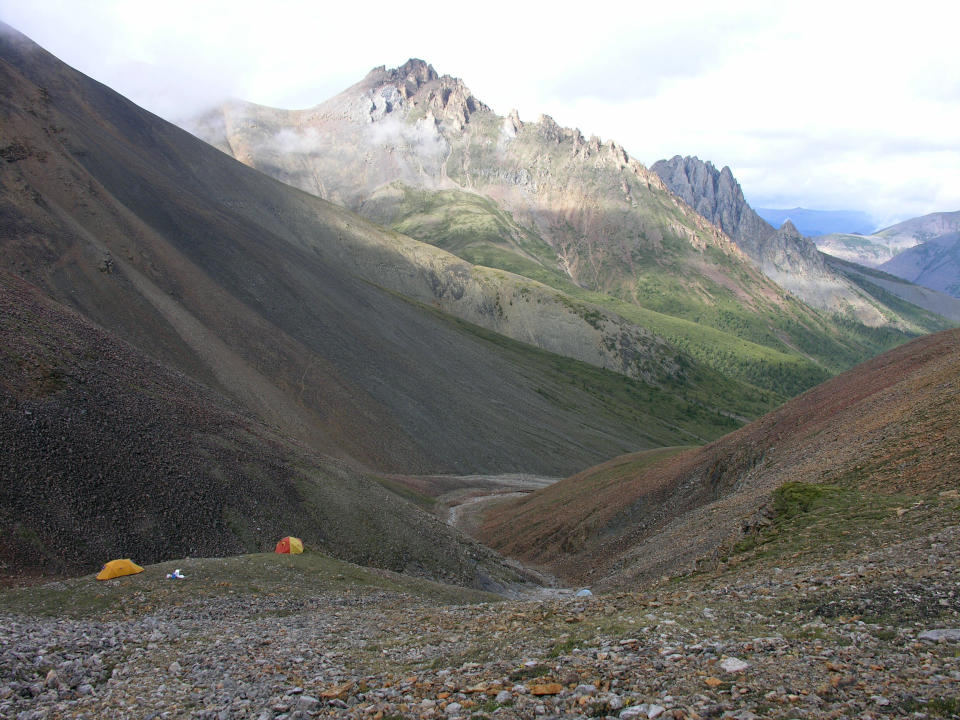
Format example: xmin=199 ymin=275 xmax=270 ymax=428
xmin=447 ymin=492 xmax=526 ymax=532
xmin=434 ymin=474 xmax=580 ymax=597
xmin=434 ymin=474 xmax=558 ymax=535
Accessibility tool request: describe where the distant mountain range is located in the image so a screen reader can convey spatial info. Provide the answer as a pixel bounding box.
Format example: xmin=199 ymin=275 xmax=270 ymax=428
xmin=881 ymin=231 xmax=960 ymax=297
xmin=754 ymin=207 xmax=876 ymax=236
xmin=815 ymin=211 xmax=960 ymax=298
xmin=814 ymin=232 xmax=918 ymax=267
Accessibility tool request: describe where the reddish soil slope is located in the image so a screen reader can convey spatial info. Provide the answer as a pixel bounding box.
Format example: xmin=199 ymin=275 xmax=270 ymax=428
xmin=481 ymin=328 xmax=960 ymax=586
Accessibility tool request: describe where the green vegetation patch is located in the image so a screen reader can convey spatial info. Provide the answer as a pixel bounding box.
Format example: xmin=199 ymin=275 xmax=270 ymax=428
xmin=366 ymin=184 xmax=560 ymax=273
xmin=731 ymin=481 xmax=960 ymax=567
xmin=772 ymin=481 xmax=845 ymax=518
xmin=437 ymin=309 xmax=743 ymax=445
xmin=901 ymin=697 xmax=960 ymax=718
xmin=370 ymin=475 xmax=437 ymax=511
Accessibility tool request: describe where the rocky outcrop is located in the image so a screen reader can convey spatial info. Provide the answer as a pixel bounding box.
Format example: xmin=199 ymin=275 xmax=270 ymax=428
xmin=762 ymin=219 xmax=825 ymax=275
xmin=651 ymin=155 xmax=775 ymax=252
xmin=363 ymin=58 xmax=489 ymax=129
xmin=651 ymin=155 xmax=825 ymax=276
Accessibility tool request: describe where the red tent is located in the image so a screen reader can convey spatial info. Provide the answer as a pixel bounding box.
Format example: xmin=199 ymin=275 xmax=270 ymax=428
xmin=275 ymin=536 xmax=303 ymax=554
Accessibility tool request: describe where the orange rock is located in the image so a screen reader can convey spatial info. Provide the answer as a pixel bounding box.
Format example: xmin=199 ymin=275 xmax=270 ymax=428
xmin=320 ymin=681 xmax=354 ymax=700
xmin=705 ymin=676 xmax=723 ymax=688
xmin=438 ymin=692 xmax=451 ymax=700
xmin=530 ymin=683 xmax=563 ymax=695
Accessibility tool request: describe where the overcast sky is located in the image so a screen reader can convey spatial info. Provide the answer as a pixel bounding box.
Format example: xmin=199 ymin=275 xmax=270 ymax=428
xmin=2 ymin=0 xmax=957 ymax=228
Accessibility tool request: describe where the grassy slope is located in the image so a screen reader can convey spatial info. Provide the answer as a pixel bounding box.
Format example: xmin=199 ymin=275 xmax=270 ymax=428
xmin=826 ymin=255 xmax=959 ymax=329
xmin=0 ymin=551 xmax=499 ymax=617
xmin=725 ymin=481 xmax=960 ymax=573
xmin=363 ymin=182 xmax=938 ymax=398
xmin=481 ymin=327 xmax=960 ymax=588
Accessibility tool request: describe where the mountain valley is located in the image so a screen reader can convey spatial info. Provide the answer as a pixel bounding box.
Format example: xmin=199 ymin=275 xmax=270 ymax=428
xmin=1 ymin=23 xmax=959 ymax=720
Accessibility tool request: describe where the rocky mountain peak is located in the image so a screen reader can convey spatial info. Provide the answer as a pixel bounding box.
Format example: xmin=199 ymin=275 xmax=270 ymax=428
xmin=365 ymin=59 xmax=490 ymax=129
xmin=366 ymin=58 xmax=438 ymax=91
xmin=537 ymin=113 xmax=563 ymax=142
xmin=651 ymin=155 xmax=775 ymax=252
xmin=651 ymin=156 xmax=893 ymax=322
xmin=395 ymin=58 xmax=438 ymax=83
xmin=779 ymin=219 xmax=801 ymax=238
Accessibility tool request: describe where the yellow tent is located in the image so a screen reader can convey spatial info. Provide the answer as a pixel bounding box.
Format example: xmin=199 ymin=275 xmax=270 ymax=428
xmin=96 ymin=558 xmax=144 ymax=580
xmin=275 ymin=536 xmax=303 ymax=554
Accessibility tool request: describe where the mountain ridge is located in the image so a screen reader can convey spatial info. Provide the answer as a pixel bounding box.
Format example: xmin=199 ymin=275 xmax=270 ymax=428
xmin=880 ymin=231 xmax=960 ymax=298
xmin=814 ymin=210 xmax=960 ymax=268
xmin=755 ymin=207 xmax=876 ymax=236
xmin=185 ymin=59 xmax=947 ymax=400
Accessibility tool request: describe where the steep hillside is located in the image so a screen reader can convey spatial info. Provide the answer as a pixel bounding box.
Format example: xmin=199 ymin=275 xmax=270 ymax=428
xmin=881 ymin=231 xmax=960 ymax=298
xmin=651 ymin=156 xmax=899 ymax=324
xmin=0 ymin=270 xmax=521 ymax=588
xmin=481 ymin=327 xmax=960 ymax=588
xmin=188 ymin=60 xmax=935 ymax=398
xmin=0 ymin=25 xmax=747 ymax=477
xmin=825 ymin=254 xmax=960 ymax=324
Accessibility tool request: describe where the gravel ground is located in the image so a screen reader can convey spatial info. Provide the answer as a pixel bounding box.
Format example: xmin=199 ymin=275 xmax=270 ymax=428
xmin=3 ymin=525 xmax=959 ymax=720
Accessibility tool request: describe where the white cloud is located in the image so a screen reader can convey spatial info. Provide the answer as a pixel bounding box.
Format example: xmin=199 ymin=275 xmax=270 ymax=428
xmin=1 ymin=0 xmax=957 ymax=223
